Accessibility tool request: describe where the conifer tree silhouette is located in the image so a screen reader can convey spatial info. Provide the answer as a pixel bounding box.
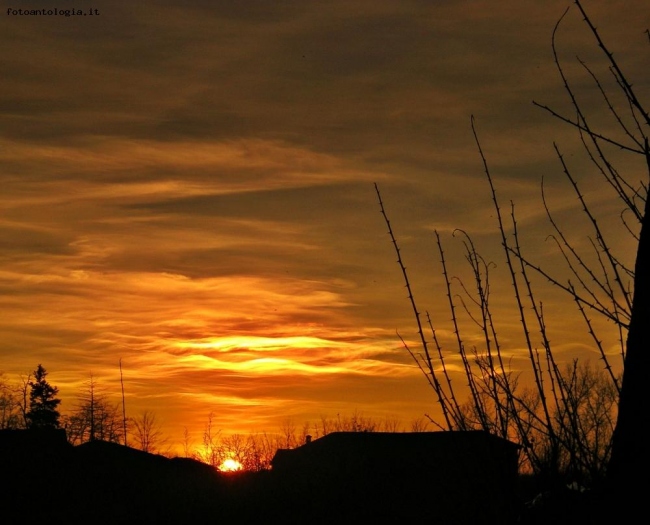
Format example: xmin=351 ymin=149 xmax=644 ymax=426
xmin=26 ymin=364 xmax=61 ymax=429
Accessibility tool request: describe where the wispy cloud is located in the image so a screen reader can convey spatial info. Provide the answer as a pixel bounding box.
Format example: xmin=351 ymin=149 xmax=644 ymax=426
xmin=1 ymin=0 xmax=645 ymax=450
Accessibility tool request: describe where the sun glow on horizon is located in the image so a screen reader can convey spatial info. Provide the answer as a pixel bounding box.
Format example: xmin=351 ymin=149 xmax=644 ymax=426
xmin=219 ymin=458 xmax=243 ymax=472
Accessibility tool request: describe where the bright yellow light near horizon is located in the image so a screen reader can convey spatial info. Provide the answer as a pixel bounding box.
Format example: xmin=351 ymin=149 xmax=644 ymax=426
xmin=177 ymin=353 xmax=350 ymax=375
xmin=175 ymin=335 xmax=349 ymax=352
xmin=167 ymin=335 xmax=420 ymax=379
xmin=219 ymin=458 xmax=243 ymax=472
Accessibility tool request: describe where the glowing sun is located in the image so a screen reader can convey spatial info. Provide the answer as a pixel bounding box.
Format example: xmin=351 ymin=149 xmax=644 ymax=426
xmin=219 ymin=458 xmax=243 ymax=472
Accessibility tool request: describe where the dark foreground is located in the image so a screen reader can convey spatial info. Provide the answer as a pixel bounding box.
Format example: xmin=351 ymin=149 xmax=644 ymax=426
xmin=0 ymin=430 xmax=626 ymax=524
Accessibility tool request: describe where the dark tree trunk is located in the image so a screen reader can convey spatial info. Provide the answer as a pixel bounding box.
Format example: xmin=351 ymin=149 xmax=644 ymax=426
xmin=607 ymin=161 xmax=650 ymax=502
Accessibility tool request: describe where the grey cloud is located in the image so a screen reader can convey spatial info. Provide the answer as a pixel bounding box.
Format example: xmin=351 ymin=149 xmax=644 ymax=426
xmin=0 ymin=225 xmax=76 ymax=257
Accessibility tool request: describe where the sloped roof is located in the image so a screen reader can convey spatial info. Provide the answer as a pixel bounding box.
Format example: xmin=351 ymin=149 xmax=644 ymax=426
xmin=269 ymin=430 xmax=521 ymax=523
xmin=289 ymin=429 xmax=517 ymax=451
xmin=272 ymin=430 xmax=520 ymax=475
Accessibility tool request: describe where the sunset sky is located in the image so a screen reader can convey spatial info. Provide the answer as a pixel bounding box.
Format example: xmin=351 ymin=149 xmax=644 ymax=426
xmin=1 ymin=0 xmax=648 ymax=454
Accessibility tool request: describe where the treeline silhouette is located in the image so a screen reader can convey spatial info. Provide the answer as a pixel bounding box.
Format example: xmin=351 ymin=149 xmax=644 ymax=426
xmin=1 ymin=367 xmax=434 ymax=469
xmin=0 ymin=347 xmax=619 ymax=522
xmin=1 ymin=426 xmax=600 ymax=525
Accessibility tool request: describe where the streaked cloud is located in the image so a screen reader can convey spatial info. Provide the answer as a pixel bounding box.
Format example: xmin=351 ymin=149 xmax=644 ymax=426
xmin=1 ymin=0 xmax=645 ymax=452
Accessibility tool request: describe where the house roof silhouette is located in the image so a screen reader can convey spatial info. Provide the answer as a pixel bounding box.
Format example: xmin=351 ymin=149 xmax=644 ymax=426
xmin=272 ymin=429 xmax=519 ymax=477
xmin=269 ymin=430 xmax=521 ymax=523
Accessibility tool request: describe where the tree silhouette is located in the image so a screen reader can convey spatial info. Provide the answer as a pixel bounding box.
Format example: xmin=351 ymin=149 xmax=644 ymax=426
xmin=25 ymin=364 xmax=61 ymax=429
xmin=63 ymin=374 xmax=124 ymax=445
xmin=377 ymin=0 xmax=648 ymax=508
xmin=132 ymin=410 xmax=166 ymax=453
xmin=530 ymin=0 xmax=650 ymax=501
xmin=0 ymin=373 xmax=23 ymax=429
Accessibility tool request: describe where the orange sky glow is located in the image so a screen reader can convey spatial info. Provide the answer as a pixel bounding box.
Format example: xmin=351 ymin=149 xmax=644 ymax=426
xmin=1 ymin=0 xmax=648 ymax=456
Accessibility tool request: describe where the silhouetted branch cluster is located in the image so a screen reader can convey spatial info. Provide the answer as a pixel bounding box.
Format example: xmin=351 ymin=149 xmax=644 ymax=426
xmin=375 ymin=0 xmax=648 ymax=491
xmin=192 ymin=410 xmax=425 ymax=472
